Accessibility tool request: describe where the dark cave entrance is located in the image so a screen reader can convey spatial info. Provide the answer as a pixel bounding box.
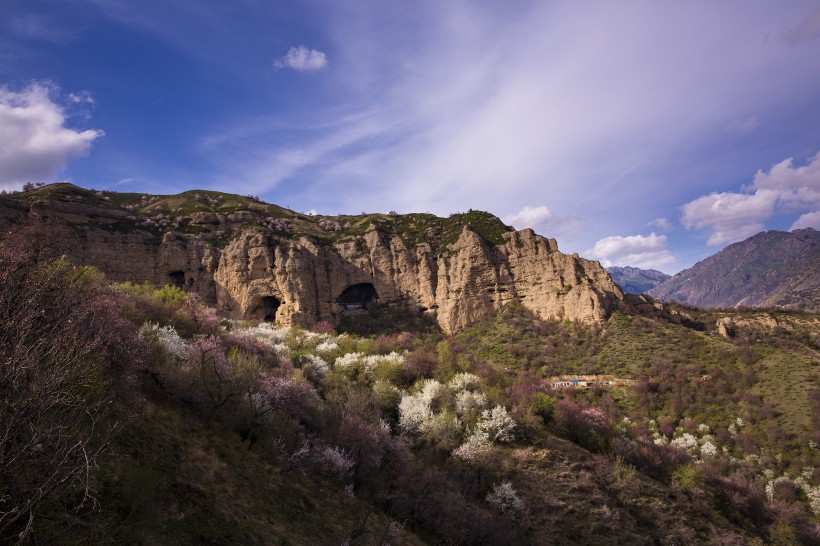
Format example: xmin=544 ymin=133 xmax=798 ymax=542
xmin=336 ymin=283 xmax=379 ymax=311
xmin=254 ymin=296 xmax=281 ymax=321
xmin=169 ymin=270 xmax=185 ymax=289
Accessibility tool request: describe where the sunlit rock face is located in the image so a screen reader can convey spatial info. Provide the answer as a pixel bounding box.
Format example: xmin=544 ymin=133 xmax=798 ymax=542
xmin=1 ymin=195 xmax=623 ymax=333
xmin=210 ymin=226 xmax=623 ymax=332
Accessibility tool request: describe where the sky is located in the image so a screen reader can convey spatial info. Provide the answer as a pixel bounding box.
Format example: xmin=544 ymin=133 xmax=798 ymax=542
xmin=2 ymin=0 xmax=820 ymax=274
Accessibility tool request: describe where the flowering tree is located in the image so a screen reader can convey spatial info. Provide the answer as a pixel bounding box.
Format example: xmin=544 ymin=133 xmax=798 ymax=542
xmin=477 ymin=406 xmax=516 ymax=443
xmin=486 ymin=481 xmax=526 ymax=516
xmin=398 ymin=379 xmax=443 ymax=434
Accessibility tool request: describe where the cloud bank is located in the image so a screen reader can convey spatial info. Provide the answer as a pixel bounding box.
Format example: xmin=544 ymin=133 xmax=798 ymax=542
xmin=586 ymin=233 xmax=675 ymax=270
xmin=274 ymin=46 xmax=328 ymax=72
xmin=681 ymin=152 xmax=820 ymax=245
xmin=0 ymin=83 xmax=103 ymax=189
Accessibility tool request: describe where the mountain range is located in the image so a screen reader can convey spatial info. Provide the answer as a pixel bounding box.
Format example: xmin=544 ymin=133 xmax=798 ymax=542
xmin=605 ymin=266 xmax=670 ymax=294
xmin=647 ymin=228 xmax=820 ymax=312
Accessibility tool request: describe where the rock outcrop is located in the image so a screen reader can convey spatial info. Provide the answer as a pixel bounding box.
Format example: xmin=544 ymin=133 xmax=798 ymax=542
xmin=0 ymin=187 xmax=624 ymax=333
xmin=212 ymin=226 xmax=623 ymax=332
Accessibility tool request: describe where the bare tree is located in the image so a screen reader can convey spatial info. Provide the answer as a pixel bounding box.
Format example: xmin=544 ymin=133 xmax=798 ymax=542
xmin=0 ymin=222 xmax=136 ymax=543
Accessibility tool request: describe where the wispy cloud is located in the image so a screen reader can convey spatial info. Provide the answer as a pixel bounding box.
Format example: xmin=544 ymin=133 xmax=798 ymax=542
xmin=47 ymin=0 xmax=820 ymax=262
xmin=783 ymin=6 xmax=820 ymax=46
xmin=725 ymin=115 xmax=758 ymax=135
xmin=649 ymin=217 xmax=672 ymax=231
xmin=274 ymin=46 xmax=328 ymax=72
xmin=0 ymin=82 xmax=103 ymax=186
xmin=203 ymin=2 xmax=820 ymax=225
xmin=10 ymin=14 xmax=80 ymax=44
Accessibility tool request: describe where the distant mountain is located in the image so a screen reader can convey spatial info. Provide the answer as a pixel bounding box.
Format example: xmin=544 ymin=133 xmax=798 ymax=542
xmin=606 ymin=266 xmax=670 ymax=294
xmin=648 ymin=228 xmax=820 ymax=312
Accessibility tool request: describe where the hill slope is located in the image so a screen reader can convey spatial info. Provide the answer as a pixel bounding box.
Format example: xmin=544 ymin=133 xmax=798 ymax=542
xmin=4 ymin=219 xmax=819 ymax=544
xmin=0 ymin=183 xmax=623 ymax=333
xmin=606 ymin=266 xmax=670 ymax=294
xmin=648 ymin=228 xmax=820 ymax=311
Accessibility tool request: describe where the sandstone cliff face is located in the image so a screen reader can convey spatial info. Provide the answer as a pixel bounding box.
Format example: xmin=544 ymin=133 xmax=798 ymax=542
xmin=164 ymin=224 xmax=621 ymax=333
xmin=1 ymin=196 xmax=624 ymax=333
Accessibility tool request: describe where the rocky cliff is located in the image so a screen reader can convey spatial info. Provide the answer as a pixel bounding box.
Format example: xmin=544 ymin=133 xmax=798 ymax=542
xmin=0 ymin=184 xmax=624 ymax=333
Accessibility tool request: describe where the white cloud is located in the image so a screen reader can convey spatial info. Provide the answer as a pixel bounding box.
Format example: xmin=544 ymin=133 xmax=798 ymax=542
xmin=0 ymin=82 xmax=103 ymax=186
xmin=502 ymin=205 xmax=552 ymax=229
xmin=791 ymin=210 xmax=820 ymax=230
xmin=649 ymin=217 xmax=672 ymax=231
xmin=725 ymin=115 xmax=758 ymax=135
xmin=681 ymin=152 xmax=820 ymax=245
xmin=274 ymin=46 xmax=328 ymax=72
xmin=585 ymin=233 xmax=675 ymax=269
xmin=680 ymin=190 xmax=776 ymax=246
xmin=751 ymin=152 xmax=820 ymax=206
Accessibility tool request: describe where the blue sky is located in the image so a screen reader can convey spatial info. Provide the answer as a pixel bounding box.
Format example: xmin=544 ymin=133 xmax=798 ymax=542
xmin=2 ymin=0 xmax=820 ymax=273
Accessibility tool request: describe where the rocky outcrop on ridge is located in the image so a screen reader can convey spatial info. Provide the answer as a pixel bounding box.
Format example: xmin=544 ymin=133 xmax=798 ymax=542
xmin=0 ymin=184 xmax=624 ymax=333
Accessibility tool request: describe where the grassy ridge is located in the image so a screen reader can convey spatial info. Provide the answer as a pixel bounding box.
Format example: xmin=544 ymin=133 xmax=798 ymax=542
xmin=7 ymin=183 xmax=515 ymax=252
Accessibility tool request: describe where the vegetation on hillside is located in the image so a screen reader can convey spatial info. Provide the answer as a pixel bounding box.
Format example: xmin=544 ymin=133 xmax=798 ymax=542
xmin=1 ymin=183 xmax=515 ymax=253
xmin=2 ymin=221 xmax=819 ymax=545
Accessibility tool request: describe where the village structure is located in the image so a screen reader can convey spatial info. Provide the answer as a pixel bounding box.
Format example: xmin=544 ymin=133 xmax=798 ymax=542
xmin=547 ymin=374 xmax=635 ymax=389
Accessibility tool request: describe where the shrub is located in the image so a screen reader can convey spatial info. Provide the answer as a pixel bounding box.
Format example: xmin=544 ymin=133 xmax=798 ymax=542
xmin=419 ymin=411 xmax=463 ymax=452
xmin=0 ymin=223 xmax=139 ymax=543
xmin=486 ymin=481 xmax=526 ymax=516
xmin=530 ymin=392 xmax=557 ymax=422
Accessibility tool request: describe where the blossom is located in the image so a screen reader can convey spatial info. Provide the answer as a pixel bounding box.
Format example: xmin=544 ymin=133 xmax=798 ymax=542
xmin=477 ymin=405 xmax=516 ymax=443
xmin=452 ymin=430 xmax=492 ymax=461
xmin=700 ymin=441 xmax=718 ymax=458
xmin=335 ymin=352 xmax=364 ymax=370
xmin=139 ymin=322 xmax=188 ymax=360
xmin=486 ymin=481 xmax=525 ymax=514
xmin=398 ymin=391 xmax=434 ymax=434
xmin=302 ymin=354 xmax=330 ymax=382
xmin=455 ymin=390 xmax=487 ymax=416
xmin=186 ymin=335 xmax=228 ymax=374
xmin=670 ymin=433 xmax=698 ymax=452
xmin=580 ymin=407 xmax=610 ymax=435
xmin=449 ymin=372 xmax=481 ymax=392
xmin=315 ymin=340 xmax=338 ymax=352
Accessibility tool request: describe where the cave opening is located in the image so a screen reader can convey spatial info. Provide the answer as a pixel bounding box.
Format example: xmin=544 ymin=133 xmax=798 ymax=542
xmin=254 ymin=296 xmax=281 ymax=321
xmin=169 ymin=270 xmax=185 ymax=289
xmin=336 ymin=283 xmax=379 ymax=310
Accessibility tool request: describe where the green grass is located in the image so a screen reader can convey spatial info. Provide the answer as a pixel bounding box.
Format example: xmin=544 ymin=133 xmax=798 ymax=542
xmin=7 ymin=183 xmax=516 ymax=254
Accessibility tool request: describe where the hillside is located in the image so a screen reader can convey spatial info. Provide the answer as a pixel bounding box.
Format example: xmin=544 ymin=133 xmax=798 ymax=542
xmin=606 ymin=266 xmax=670 ymax=294
xmin=2 ymin=219 xmax=820 ymax=544
xmin=648 ymin=228 xmax=820 ymax=312
xmin=0 ymin=183 xmax=623 ymax=333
